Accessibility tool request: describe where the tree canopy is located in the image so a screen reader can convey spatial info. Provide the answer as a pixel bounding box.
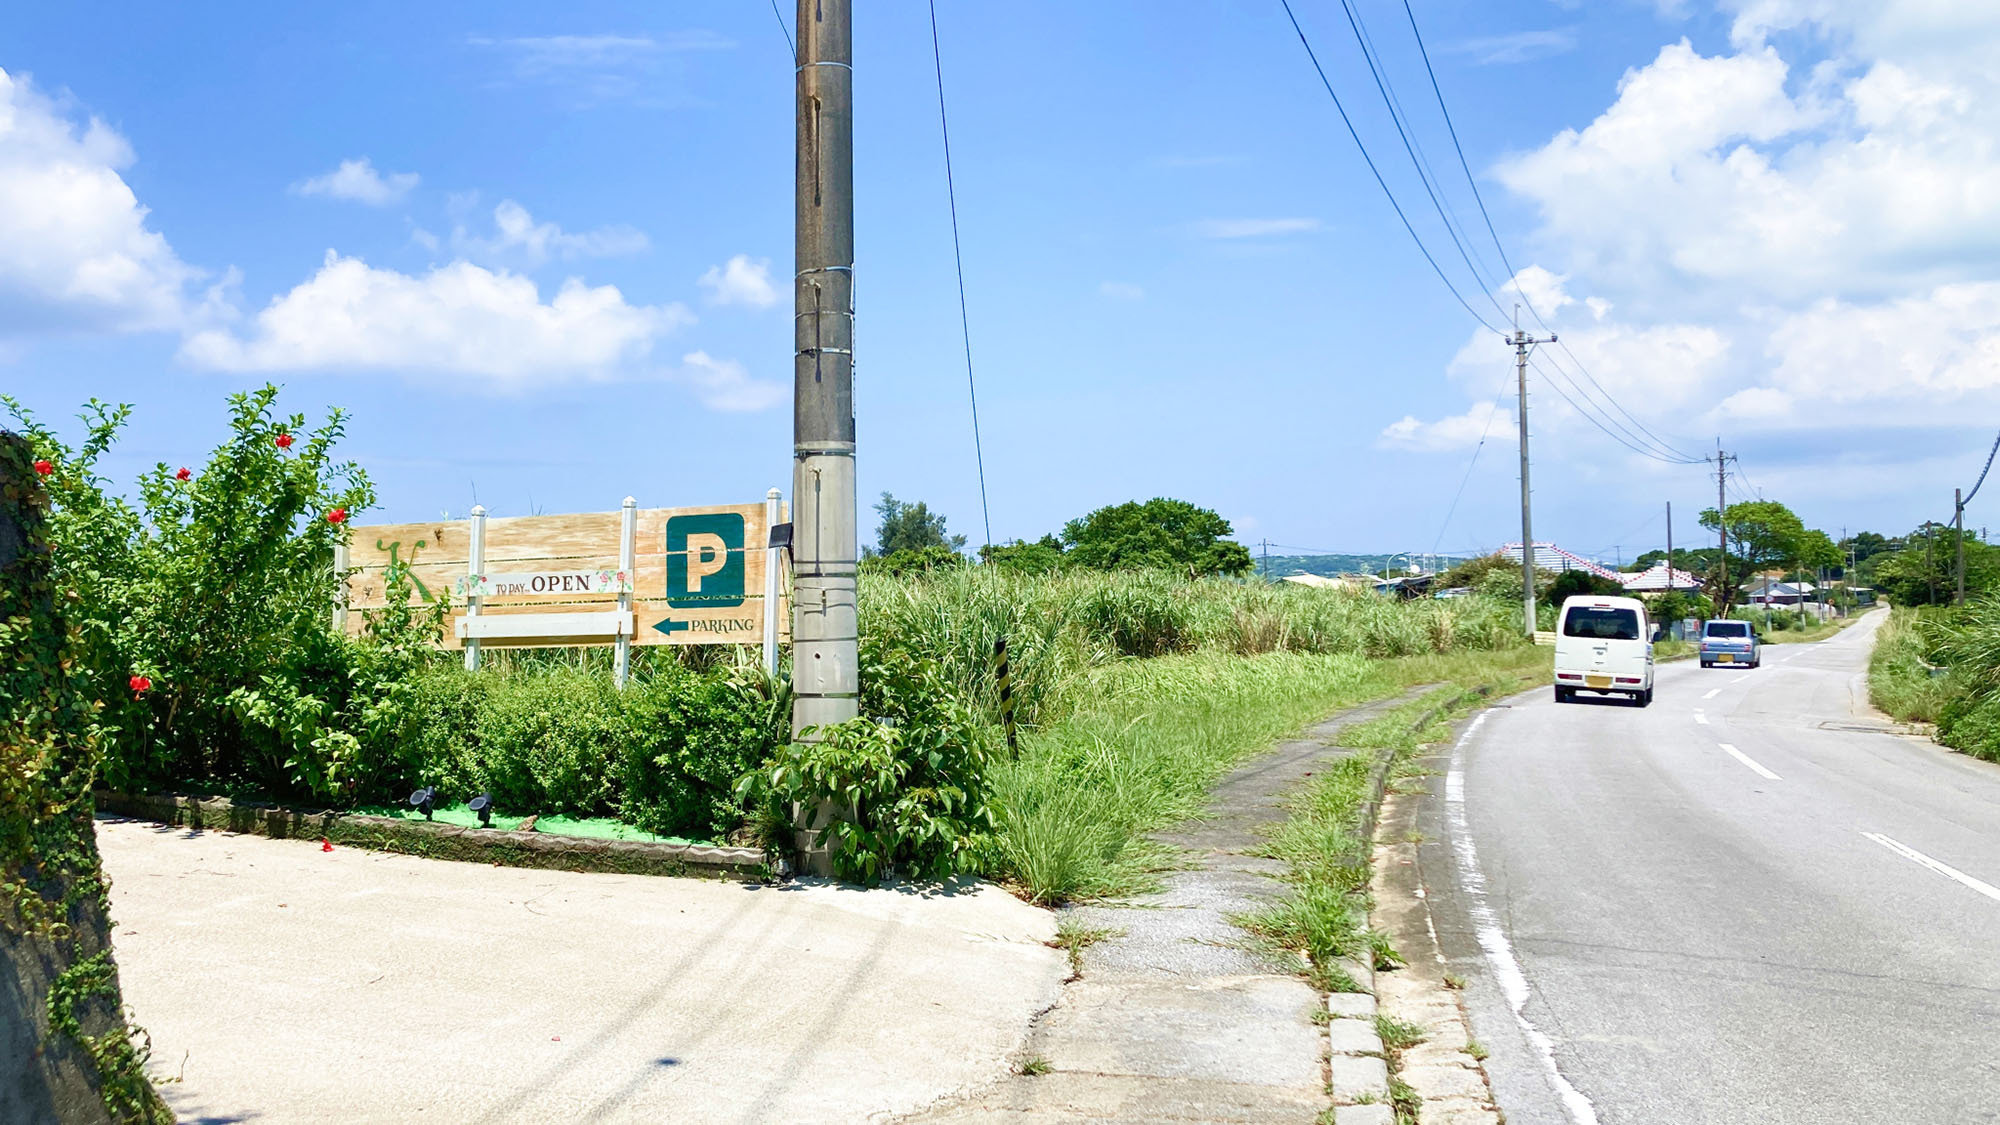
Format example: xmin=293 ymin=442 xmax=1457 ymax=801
xmin=1061 ymin=498 xmax=1253 ymax=578
xmin=1698 ymin=500 xmax=1809 ymax=575
xmin=873 ymin=493 xmax=965 ymax=557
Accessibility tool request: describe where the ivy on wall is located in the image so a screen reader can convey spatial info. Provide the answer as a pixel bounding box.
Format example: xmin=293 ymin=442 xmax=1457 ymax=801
xmin=1 ymin=430 xmax=172 ymax=1123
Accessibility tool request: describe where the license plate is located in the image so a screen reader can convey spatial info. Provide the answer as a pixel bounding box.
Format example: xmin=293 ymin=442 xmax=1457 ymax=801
xmin=1585 ymin=675 xmax=1612 ymax=689
xmin=1719 ymin=654 xmax=1734 ymax=663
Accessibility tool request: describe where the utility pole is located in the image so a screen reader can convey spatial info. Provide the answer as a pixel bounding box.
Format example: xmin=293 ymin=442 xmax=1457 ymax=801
xmin=1665 ymin=500 xmax=1674 ymax=584
xmin=1511 ymin=321 xmax=1556 ymax=638
xmin=1712 ymin=442 xmax=1735 ymax=617
xmin=1261 ymin=538 xmax=1270 ymax=582
xmin=1925 ymin=522 xmax=1936 ymax=605
xmin=792 ymin=1 xmax=857 ymax=754
xmin=1956 ymin=488 xmax=1967 ymax=606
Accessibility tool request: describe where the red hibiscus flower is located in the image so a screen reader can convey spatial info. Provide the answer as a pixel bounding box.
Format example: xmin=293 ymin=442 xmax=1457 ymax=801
xmin=33 ymin=459 xmax=53 ymax=476
xmin=129 ymin=675 xmax=152 ymax=698
xmin=175 ymin=467 xmax=191 ymax=481
xmin=274 ymin=433 xmax=294 ymax=449
xmin=326 ymin=507 xmax=347 ymax=525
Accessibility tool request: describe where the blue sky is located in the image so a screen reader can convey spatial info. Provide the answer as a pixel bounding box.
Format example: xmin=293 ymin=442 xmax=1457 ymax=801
xmin=5 ymin=1 xmax=1998 ymax=565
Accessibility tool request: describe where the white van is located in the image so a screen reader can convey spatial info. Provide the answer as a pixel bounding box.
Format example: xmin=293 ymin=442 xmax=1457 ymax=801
xmin=1553 ymin=595 xmax=1655 ymax=706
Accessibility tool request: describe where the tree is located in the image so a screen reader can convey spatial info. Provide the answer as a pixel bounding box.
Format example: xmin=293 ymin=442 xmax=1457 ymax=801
xmin=980 ymin=535 xmax=1064 ymax=575
xmin=1698 ymin=500 xmax=1809 ymax=577
xmin=873 ymin=493 xmax=964 ymax=558
xmin=1547 ymin=569 xmax=1625 ymax=604
xmin=1874 ymin=525 xmax=2000 ymax=605
xmin=1061 ymin=498 xmax=1254 ymax=578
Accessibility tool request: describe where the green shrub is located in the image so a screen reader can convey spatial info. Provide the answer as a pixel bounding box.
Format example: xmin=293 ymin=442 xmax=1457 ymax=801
xmin=620 ymin=661 xmax=787 ymax=840
xmin=749 ymin=637 xmax=995 ymax=883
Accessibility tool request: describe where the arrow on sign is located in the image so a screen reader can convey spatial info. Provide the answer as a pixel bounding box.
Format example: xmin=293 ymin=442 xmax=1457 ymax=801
xmin=653 ymin=618 xmax=690 ymax=636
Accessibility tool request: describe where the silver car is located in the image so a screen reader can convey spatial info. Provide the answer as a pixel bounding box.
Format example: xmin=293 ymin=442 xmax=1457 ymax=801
xmin=1699 ymin=619 xmax=1761 ymax=669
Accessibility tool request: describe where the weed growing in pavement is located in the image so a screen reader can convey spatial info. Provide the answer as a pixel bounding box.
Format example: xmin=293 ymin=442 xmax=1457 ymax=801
xmin=1466 ymin=1039 xmax=1490 ymax=1061
xmin=1443 ymin=973 xmax=1467 ymax=990
xmin=1050 ymin=918 xmax=1121 ymax=975
xmin=1015 ymin=1055 xmax=1053 ymax=1076
xmin=1390 ymin=1074 xmax=1421 ymax=1124
xmin=1375 ymin=1014 xmax=1427 ymax=1050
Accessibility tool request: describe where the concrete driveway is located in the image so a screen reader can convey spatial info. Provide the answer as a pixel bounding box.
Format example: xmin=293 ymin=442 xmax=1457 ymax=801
xmin=98 ymin=821 xmax=1064 ymax=1124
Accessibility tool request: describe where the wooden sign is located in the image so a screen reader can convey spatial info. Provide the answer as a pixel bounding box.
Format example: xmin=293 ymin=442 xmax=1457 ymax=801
xmin=339 ymin=500 xmax=786 ymax=649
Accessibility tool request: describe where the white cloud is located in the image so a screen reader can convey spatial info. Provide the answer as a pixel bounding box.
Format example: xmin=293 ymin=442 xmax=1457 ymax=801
xmin=0 ymin=68 xmax=204 ymax=334
xmin=1380 ymin=400 xmax=1508 ymax=452
xmin=698 ymin=255 xmax=777 ymax=308
xmin=1192 ymin=217 xmax=1321 ymax=239
xmin=678 ymin=351 xmax=784 ymax=412
xmin=1098 ymin=281 xmax=1144 ymax=300
xmin=179 ymin=251 xmax=692 ymax=385
xmin=1418 ymin=5 xmax=2000 ymax=512
xmin=466 ymin=31 xmax=734 ymax=104
xmin=292 ymin=157 xmax=419 ymax=206
xmin=1442 ymin=28 xmax=1579 ymax=66
xmin=453 ymin=200 xmax=648 ymax=266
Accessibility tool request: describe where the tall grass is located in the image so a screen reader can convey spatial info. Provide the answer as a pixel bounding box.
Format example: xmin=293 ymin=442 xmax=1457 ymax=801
xmin=1870 ymin=606 xmax=1952 ymax=725
xmin=978 ymin=644 xmax=1546 ymax=903
xmin=860 ymin=568 xmax=1522 ymax=731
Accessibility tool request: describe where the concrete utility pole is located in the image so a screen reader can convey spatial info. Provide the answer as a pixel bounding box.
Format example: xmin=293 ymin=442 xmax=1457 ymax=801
xmin=1510 ymin=323 xmax=1556 ymax=638
xmin=1956 ymin=488 xmax=1967 ymax=606
xmin=1926 ymin=522 xmax=1937 ymax=605
xmin=792 ymin=0 xmax=858 ymax=745
xmin=1665 ymin=500 xmax=1673 ymax=583
xmin=1713 ymin=443 xmax=1735 ymax=617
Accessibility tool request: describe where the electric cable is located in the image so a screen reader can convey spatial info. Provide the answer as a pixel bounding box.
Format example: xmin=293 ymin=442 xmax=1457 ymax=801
xmin=1396 ymin=0 xmax=1705 ymax=465
xmin=927 ymin=0 xmax=994 ymax=548
xmin=1431 ymin=379 xmax=1513 ymax=555
xmin=1960 ymin=428 xmax=2000 ymax=506
xmin=771 ymin=0 xmax=795 ymax=57
xmin=1277 ymin=0 xmax=1504 ymax=336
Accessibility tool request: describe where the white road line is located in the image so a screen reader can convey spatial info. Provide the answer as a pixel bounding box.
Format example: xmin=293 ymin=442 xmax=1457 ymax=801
xmin=1446 ymin=713 xmax=1602 ymax=1125
xmin=1702 ymin=688 xmax=1721 ymax=700
xmin=1718 ymin=743 xmax=1781 ymax=781
xmin=1863 ymin=832 xmax=2000 ymax=905
xmin=1731 ymin=674 xmax=1751 ymax=683
xmin=1693 ymin=712 xmax=1709 ymax=725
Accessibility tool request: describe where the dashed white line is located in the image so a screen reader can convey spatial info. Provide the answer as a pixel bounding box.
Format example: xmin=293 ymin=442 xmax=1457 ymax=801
xmin=1446 ymin=713 xmax=1602 ymax=1125
xmin=1718 ymin=743 xmax=1781 ymax=781
xmin=1731 ymin=674 xmax=1751 ymax=684
xmin=1693 ymin=711 xmax=1709 ymax=725
xmin=1702 ymin=688 xmax=1721 ymax=700
xmin=1863 ymin=833 xmax=2000 ymax=905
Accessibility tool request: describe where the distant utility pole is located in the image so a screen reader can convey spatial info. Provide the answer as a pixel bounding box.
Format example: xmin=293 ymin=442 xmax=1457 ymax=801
xmin=1510 ymin=320 xmax=1556 ymax=638
xmin=1925 ymin=522 xmax=1937 ymax=605
xmin=1260 ymin=538 xmax=1270 ymax=582
xmin=1665 ymin=500 xmax=1674 ymax=581
xmin=1956 ymin=487 xmax=1967 ymax=606
xmin=1712 ymin=442 xmax=1736 ymax=616
xmin=792 ymin=0 xmax=857 ymax=749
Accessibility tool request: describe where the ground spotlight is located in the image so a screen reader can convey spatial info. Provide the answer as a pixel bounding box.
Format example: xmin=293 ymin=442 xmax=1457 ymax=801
xmin=468 ymin=792 xmax=493 ymax=828
xmin=409 ymin=786 xmax=437 ymax=820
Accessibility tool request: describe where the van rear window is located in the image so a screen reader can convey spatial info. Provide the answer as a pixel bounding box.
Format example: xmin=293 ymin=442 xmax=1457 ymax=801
xmin=1705 ymin=622 xmax=1750 ymax=638
xmin=1563 ymin=607 xmax=1640 ymax=641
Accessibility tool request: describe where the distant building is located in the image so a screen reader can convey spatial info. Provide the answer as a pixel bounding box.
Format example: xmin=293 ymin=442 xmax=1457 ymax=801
xmin=1495 ymin=542 xmax=1623 ymax=583
xmin=1742 ymin=577 xmax=1817 ymax=605
xmin=1620 ymin=562 xmax=1704 ymax=593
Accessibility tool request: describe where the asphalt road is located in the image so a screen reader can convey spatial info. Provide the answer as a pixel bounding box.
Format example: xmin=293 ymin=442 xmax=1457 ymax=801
xmin=1416 ymin=610 xmax=2000 ymax=1125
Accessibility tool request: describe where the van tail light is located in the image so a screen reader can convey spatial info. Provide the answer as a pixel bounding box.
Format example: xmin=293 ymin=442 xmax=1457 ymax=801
xmin=1614 ymin=677 xmax=1642 ymax=684
xmin=1556 ymin=673 xmax=1582 ymax=681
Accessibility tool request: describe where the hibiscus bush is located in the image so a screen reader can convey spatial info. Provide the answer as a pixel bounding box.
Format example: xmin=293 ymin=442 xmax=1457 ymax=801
xmin=5 ymin=385 xmax=385 ymax=799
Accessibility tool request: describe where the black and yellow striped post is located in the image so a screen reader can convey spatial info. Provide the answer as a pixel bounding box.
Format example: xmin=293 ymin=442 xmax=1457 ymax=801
xmin=992 ymin=635 xmax=1018 ymax=755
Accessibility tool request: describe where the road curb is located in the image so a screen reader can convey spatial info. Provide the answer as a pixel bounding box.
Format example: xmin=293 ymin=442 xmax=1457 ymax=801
xmin=94 ymin=790 xmax=774 ymax=879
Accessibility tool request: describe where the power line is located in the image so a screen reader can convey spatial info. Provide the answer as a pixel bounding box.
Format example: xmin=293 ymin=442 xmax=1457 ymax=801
xmin=770 ymin=0 xmax=794 ymax=57
xmin=1276 ymin=0 xmax=1504 ymax=336
xmin=1395 ymin=0 xmax=1704 ymax=465
xmin=1526 ymin=353 xmax=1701 ymax=464
xmin=1960 ymin=428 xmax=2000 ymax=506
xmin=1431 ymin=380 xmax=1512 ymax=555
xmin=927 ymin=0 xmax=993 ymax=548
